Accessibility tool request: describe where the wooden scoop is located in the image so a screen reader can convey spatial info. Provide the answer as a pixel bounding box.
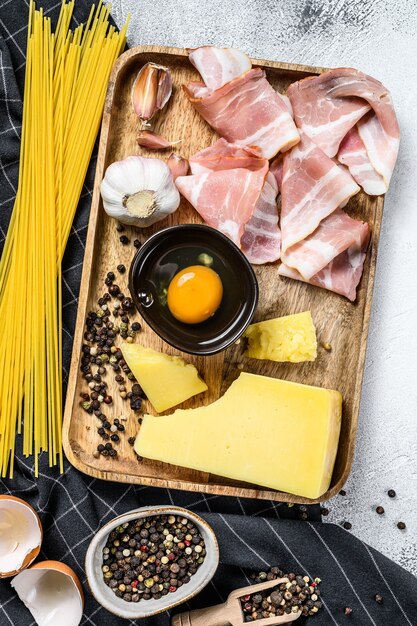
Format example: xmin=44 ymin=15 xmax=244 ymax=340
xmin=171 ymin=578 xmax=301 ymax=626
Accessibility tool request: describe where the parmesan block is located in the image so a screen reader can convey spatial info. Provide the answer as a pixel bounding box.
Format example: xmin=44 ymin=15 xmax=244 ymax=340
xmin=121 ymin=344 xmax=208 ymax=413
xmin=244 ymin=311 xmax=317 ymax=362
xmin=136 ymin=372 xmax=342 ymax=499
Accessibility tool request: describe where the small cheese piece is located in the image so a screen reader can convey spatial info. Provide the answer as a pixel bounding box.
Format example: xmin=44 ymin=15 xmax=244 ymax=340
xmin=121 ymin=344 xmax=208 ymax=413
xmin=136 ymin=372 xmax=342 ymax=499
xmin=244 ymin=311 xmax=317 ymax=362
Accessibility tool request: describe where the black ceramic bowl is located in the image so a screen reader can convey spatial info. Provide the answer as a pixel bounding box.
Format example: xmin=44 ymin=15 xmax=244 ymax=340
xmin=128 ymin=224 xmax=258 ymax=355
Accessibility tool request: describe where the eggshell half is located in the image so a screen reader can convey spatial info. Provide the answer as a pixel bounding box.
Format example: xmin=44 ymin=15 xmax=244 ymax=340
xmin=0 ymin=495 xmax=42 ymax=578
xmin=11 ymin=560 xmax=84 ymax=626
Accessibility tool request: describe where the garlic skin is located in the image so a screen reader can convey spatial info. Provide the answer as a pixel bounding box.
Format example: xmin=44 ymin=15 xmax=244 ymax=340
xmin=100 ymin=156 xmax=180 ymax=227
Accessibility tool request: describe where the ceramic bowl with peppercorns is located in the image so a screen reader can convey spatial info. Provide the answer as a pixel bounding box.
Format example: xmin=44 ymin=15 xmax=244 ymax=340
xmin=85 ymin=505 xmax=219 ymax=619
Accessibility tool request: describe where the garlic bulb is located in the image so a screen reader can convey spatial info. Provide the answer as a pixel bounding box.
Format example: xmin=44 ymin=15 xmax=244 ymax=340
xmin=100 ymin=156 xmax=180 ymax=227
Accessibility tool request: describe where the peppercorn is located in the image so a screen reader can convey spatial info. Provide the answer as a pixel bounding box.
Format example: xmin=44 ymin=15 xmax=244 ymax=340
xmin=397 ymin=521 xmax=406 ymax=530
xmin=344 ymin=607 xmax=353 ymax=615
xmin=388 ymin=489 xmax=396 ymax=498
xmin=117 ymin=264 xmax=126 ymax=274
xmin=107 ymin=271 xmax=115 ymax=281
xmin=321 ymin=507 xmax=329 ymax=516
xmin=109 ymin=284 xmax=120 ymax=296
xmin=339 ymin=489 xmax=346 ymax=496
xmin=376 ymin=506 xmax=384 ymax=515
xmin=120 ymin=235 xmax=129 ymax=244
xmin=128 ymin=437 xmax=135 ymax=446
xmin=131 ymin=322 xmax=141 ymax=331
xmin=122 ymin=298 xmax=133 ymax=310
xmin=111 ymin=434 xmax=120 ymax=442
xmin=374 ymin=594 xmax=383 ymax=604
xmin=133 ymin=239 xmax=141 ymax=248
xmin=343 ymin=521 xmax=352 ymax=530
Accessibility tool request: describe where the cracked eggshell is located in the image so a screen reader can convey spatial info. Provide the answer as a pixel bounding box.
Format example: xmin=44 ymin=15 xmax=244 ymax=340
xmin=0 ymin=495 xmax=42 ymax=578
xmin=11 ymin=560 xmax=84 ymax=626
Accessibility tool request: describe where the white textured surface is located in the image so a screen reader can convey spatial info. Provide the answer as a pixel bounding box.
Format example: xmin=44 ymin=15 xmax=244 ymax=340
xmin=110 ymin=0 xmax=417 ymax=576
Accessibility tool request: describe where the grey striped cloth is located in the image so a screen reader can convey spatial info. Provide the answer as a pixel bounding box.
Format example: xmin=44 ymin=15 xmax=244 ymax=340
xmin=0 ymin=1 xmax=416 ymax=624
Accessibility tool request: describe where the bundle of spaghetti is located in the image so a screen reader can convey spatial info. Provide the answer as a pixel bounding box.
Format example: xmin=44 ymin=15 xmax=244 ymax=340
xmin=0 ymin=0 xmax=129 ymax=477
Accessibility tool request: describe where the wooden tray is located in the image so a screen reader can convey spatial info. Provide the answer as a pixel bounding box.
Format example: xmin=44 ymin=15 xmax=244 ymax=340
xmin=63 ymin=45 xmax=383 ymax=504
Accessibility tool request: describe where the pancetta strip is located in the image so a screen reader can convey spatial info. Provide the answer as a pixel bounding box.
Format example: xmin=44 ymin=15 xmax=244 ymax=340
xmin=282 ymin=209 xmax=369 ymax=280
xmin=338 ymin=124 xmax=386 ymax=195
xmin=279 ymin=223 xmax=370 ymax=301
xmin=357 ymin=112 xmax=399 ymax=190
xmin=188 ymin=46 xmax=251 ymax=91
xmin=240 ymin=172 xmax=281 ymax=264
xmin=175 ymin=142 xmax=268 ymax=246
xmin=184 ymin=65 xmax=300 ymax=159
xmin=288 ymin=68 xmax=400 ymax=192
xmin=270 ymin=155 xmax=283 ymax=191
xmin=189 ymin=138 xmax=262 ymax=174
xmin=280 ymin=132 xmax=360 ymax=253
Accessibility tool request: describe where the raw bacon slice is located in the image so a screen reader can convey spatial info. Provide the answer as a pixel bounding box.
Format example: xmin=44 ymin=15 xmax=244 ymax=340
xmin=184 ymin=66 xmax=300 ymax=159
xmin=241 ymin=172 xmax=281 ymax=264
xmin=338 ymin=124 xmax=386 ymax=195
xmin=189 ymin=138 xmax=262 ymax=174
xmin=280 ymin=132 xmax=360 ymax=254
xmin=279 ymin=224 xmax=370 ymax=302
xmin=175 ymin=159 xmax=268 ymax=246
xmin=188 ymin=46 xmax=251 ymax=91
xmin=270 ymin=155 xmax=283 ymax=190
xmin=288 ymin=68 xmax=400 ymax=191
xmin=356 ymin=112 xmax=399 ymax=191
xmin=282 ymin=209 xmax=369 ymax=279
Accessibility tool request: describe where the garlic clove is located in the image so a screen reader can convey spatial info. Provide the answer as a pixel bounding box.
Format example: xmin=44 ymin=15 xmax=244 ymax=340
xmin=100 ymin=156 xmax=180 ymax=228
xmin=132 ymin=63 xmax=172 ymax=122
xmin=168 ymin=153 xmax=189 ymax=180
xmin=137 ymin=130 xmax=181 ymax=150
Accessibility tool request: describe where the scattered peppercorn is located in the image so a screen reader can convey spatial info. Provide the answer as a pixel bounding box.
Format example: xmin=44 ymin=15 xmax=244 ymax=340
xmin=343 ymin=521 xmax=352 ymax=530
xmin=119 ymin=235 xmax=129 ymax=245
xmin=133 ymin=239 xmax=141 ymax=248
xmin=374 ymin=594 xmax=383 ymax=604
xmin=376 ymin=506 xmax=385 ymax=515
xmin=117 ymin=264 xmax=126 ymax=274
xmin=109 ymin=284 xmax=120 ymax=296
xmin=131 ymin=322 xmax=141 ymax=332
xmin=116 ymin=223 xmax=125 ymax=232
xmin=339 ymin=490 xmax=346 ymax=496
xmin=128 ymin=437 xmax=135 ymax=446
xmin=321 ymin=507 xmax=329 ymax=516
xmin=388 ymin=489 xmax=396 ymax=498
xmin=397 ymin=521 xmax=406 ymax=530
xmin=344 ymin=607 xmax=353 ymax=615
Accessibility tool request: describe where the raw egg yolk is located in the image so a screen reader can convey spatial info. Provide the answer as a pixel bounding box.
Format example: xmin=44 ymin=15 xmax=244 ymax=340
xmin=167 ymin=265 xmax=223 ymax=324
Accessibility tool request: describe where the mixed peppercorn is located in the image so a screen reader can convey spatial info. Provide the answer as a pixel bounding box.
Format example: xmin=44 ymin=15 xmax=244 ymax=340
xmin=102 ymin=514 xmax=206 ymax=603
xmin=80 ymin=242 xmax=145 ymax=460
xmin=241 ymin=568 xmax=322 ymax=621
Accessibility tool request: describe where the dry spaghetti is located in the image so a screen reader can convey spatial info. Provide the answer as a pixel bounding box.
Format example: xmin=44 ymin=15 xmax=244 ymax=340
xmin=0 ymin=0 xmax=129 ymax=477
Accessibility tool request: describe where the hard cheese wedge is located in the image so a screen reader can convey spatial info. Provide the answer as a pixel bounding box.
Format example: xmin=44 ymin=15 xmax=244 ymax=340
xmin=121 ymin=344 xmax=208 ymax=413
xmin=136 ymin=372 xmax=342 ymax=499
xmin=244 ymin=311 xmax=317 ymax=362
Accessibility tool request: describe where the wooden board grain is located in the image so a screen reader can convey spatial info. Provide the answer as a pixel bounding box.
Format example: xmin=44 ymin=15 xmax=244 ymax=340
xmin=62 ymin=45 xmax=383 ymax=504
